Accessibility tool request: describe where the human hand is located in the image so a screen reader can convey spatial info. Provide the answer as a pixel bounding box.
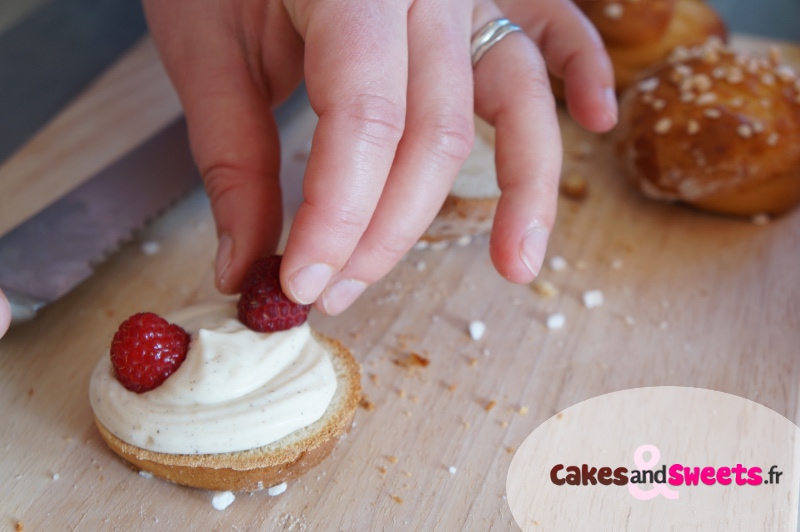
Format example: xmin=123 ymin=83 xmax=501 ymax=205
xmin=0 ymin=289 xmax=10 ymax=339
xmin=143 ymin=0 xmax=615 ymax=316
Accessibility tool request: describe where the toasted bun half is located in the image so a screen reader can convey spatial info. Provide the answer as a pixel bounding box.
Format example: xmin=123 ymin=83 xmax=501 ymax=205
xmin=94 ymin=333 xmax=361 ymax=492
xmin=614 ymin=39 xmax=800 ymax=217
xmin=421 ymin=117 xmax=500 ymax=243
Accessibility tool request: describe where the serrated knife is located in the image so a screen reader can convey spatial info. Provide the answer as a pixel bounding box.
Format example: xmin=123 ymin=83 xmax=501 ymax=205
xmin=0 ymin=118 xmax=202 ymax=322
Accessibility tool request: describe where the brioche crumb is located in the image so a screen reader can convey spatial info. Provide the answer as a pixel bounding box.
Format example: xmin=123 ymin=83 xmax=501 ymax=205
xmin=556 ymin=412 xmax=564 ymax=420
xmin=560 ymin=174 xmax=589 ymax=199
xmin=394 ymin=352 xmax=430 ymax=368
xmin=468 ymin=358 xmax=479 ymax=368
xmin=359 ymin=397 xmax=376 ymax=411
xmin=531 ymin=279 xmax=558 ymax=298
xmin=447 ymin=383 xmax=457 ymax=392
xmin=387 ymin=455 xmax=399 ymax=464
xmin=392 ymin=495 xmax=404 ymax=504
xmin=15 ymin=521 xmax=23 ymax=531
xmin=378 ymin=466 xmax=388 ymax=474
xmin=398 ymin=388 xmax=407 ymax=398
xmin=448 ymin=466 xmax=457 ymax=475
xmin=518 ymin=406 xmax=529 ymax=416
xmin=485 ymin=400 xmax=497 ymax=412
xmin=500 ymin=421 xmax=509 ymax=428
xmin=506 ymin=447 xmax=516 ymax=454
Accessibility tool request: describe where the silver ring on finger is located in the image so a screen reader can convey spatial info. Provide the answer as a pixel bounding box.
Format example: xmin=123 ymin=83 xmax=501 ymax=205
xmin=470 ymin=18 xmax=523 ymax=68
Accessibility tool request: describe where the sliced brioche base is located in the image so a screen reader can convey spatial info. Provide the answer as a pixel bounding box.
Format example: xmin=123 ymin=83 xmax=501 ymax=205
xmin=420 ymin=195 xmax=498 ymax=243
xmin=421 ymin=116 xmax=499 ymax=243
xmin=94 ymin=333 xmax=361 ymax=492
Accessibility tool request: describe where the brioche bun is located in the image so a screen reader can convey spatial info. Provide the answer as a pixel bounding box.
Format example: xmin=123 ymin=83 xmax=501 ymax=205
xmin=556 ymin=0 xmax=726 ymax=94
xmin=614 ymin=39 xmax=800 ymax=216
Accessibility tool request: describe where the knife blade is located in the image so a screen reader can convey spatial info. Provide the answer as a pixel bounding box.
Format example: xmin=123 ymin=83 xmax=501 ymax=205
xmin=0 ymin=118 xmax=201 ymax=322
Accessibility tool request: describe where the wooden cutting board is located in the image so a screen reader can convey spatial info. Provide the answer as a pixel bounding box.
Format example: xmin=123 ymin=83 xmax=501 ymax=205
xmin=1 ymin=34 xmax=799 ymax=530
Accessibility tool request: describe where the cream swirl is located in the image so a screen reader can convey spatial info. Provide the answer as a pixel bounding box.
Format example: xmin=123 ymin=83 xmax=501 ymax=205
xmin=89 ymin=301 xmax=337 ymax=454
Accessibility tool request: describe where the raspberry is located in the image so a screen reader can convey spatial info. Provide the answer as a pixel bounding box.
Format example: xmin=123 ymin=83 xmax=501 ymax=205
xmin=110 ymin=313 xmax=190 ymax=393
xmin=238 ymin=255 xmax=311 ymax=332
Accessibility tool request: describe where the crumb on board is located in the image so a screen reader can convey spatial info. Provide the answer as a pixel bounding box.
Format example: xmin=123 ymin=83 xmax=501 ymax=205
xmin=546 ymin=313 xmax=566 ymax=330
xmin=359 ymin=397 xmax=376 ymax=411
xmin=398 ymin=388 xmax=407 ymax=398
xmin=556 ymin=412 xmax=564 ymax=420
xmin=582 ymin=290 xmax=604 ymax=309
xmin=559 ymin=174 xmax=589 ymax=200
xmin=468 ymin=357 xmax=478 ymax=368
xmin=531 ymin=278 xmax=559 ymax=298
xmin=387 ymin=455 xmax=399 ymax=464
xmin=393 ymin=352 xmax=430 ymax=368
xmin=448 ymin=466 xmax=457 ymax=475
xmin=268 ymin=482 xmax=288 ymax=496
xmin=468 ymin=320 xmax=486 ymax=341
xmin=447 ymin=383 xmax=457 ymax=392
xmin=140 ymin=240 xmax=160 ymax=255
xmin=368 ymin=373 xmax=380 ymax=385
xmin=485 ymin=400 xmax=497 ymax=412
xmin=506 ymin=447 xmax=516 ymax=454
xmin=15 ymin=521 xmax=23 ymax=531
xmin=378 ymin=466 xmax=388 ymax=474
xmin=500 ymin=421 xmax=509 ymax=428
xmin=518 ymin=406 xmax=529 ymax=416
xmin=392 ymin=495 xmax=404 ymax=504
xmin=549 ymin=256 xmax=568 ymax=272
xmin=211 ymin=491 xmax=236 ymax=511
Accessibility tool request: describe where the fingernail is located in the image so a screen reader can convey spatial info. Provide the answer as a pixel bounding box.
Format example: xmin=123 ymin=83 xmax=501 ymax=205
xmin=288 ymin=263 xmax=334 ymax=304
xmin=604 ymin=87 xmax=618 ymax=126
xmin=520 ymin=226 xmax=550 ymax=277
xmin=215 ymin=234 xmax=234 ymax=293
xmin=321 ymin=279 xmax=368 ymax=315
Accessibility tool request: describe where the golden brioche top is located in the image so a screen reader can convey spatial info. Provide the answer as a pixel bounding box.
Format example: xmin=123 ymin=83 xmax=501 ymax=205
xmin=575 ymin=0 xmax=677 ymax=46
xmin=616 ymin=38 xmax=800 ymax=205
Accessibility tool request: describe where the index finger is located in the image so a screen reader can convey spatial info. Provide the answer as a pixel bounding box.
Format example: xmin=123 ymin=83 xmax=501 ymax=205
xmin=280 ymin=1 xmax=409 ymax=304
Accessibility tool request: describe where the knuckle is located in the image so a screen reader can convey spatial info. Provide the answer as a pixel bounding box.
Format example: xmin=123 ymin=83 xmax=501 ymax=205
xmin=202 ymin=164 xmax=247 ymax=204
xmin=517 ymin=70 xmax=556 ymax=105
xmin=365 ymin=233 xmax=415 ymax=266
xmin=339 ymin=93 xmax=406 ymax=149
xmin=420 ymin=112 xmax=475 ymax=164
xmin=304 ymin=198 xmax=371 ymax=240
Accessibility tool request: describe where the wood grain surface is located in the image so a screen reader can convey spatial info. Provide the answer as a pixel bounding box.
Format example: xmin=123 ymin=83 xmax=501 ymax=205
xmin=1 ymin=35 xmax=799 ymax=531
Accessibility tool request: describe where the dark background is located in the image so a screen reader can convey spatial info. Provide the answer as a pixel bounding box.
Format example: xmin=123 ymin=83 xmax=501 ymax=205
xmin=0 ymin=0 xmax=798 ymax=164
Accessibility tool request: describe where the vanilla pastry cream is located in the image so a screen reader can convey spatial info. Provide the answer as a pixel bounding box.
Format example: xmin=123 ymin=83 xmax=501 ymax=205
xmin=89 ymin=301 xmax=337 ymax=454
